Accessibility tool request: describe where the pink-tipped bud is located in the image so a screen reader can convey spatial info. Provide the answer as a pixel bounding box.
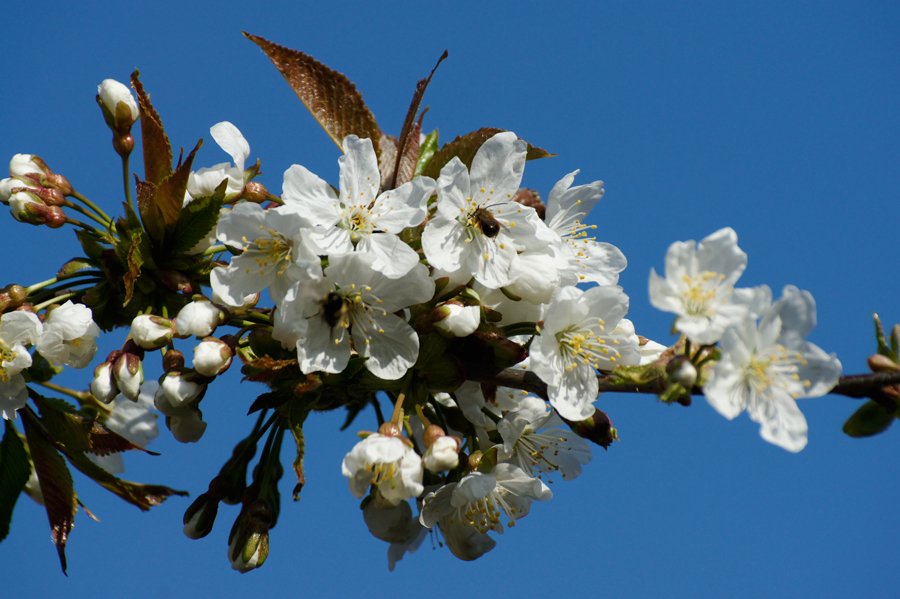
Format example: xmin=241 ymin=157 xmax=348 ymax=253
xmin=422 ymin=424 xmax=446 ymax=449
xmin=44 ymin=206 xmax=67 ymax=229
xmin=378 ymin=422 xmax=403 ymax=437
xmin=868 ymin=354 xmax=900 ymax=373
xmin=241 ymin=181 xmax=271 ymax=204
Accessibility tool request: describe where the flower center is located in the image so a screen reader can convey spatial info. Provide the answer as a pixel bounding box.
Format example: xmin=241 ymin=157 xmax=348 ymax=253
xmin=556 ymin=319 xmax=621 ymax=369
xmin=245 ymin=230 xmax=293 ymax=278
xmin=0 ymin=340 xmax=17 ymax=383
xmin=743 ymin=346 xmax=811 ymax=400
xmin=680 ymin=271 xmax=727 ymax=317
xmin=340 ymin=205 xmax=375 ymax=243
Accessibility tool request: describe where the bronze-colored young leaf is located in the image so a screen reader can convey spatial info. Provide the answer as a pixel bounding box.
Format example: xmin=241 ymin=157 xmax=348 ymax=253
xmin=172 ymin=179 xmax=227 ymax=253
xmin=131 ymin=70 xmax=173 ymax=186
xmin=121 ymin=230 xmax=146 ymax=307
xmin=146 ymin=139 xmax=203 ymax=251
xmin=842 ymin=400 xmax=896 ymax=437
xmin=244 ymin=32 xmax=382 ymax=155
xmin=378 ymin=134 xmax=399 ymax=189
xmin=390 ymin=50 xmax=448 ymax=189
xmin=21 ymin=409 xmax=77 ymax=575
xmin=56 ymin=258 xmax=98 ymax=280
xmin=0 ymin=421 xmax=31 ymax=542
xmin=33 ymin=394 xmax=158 ymax=457
xmin=287 ymin=399 xmax=309 ymax=501
xmin=421 ymin=127 xmax=556 ymax=180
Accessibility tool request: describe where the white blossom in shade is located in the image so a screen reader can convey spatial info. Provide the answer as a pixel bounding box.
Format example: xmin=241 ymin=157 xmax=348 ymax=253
xmin=544 ymin=170 xmax=627 ymax=287
xmin=0 ymin=311 xmax=42 ymax=420
xmin=433 ymin=303 xmax=481 ymax=337
xmin=212 ymin=203 xmax=322 ymax=306
xmin=96 ymin=79 xmax=139 ymax=126
xmin=361 ymin=498 xmax=428 ymax=571
xmin=184 ymin=121 xmax=250 ymax=202
xmin=155 ymin=387 xmax=207 ymax=443
xmin=175 ymin=298 xmax=222 ymax=337
xmin=649 ymin=227 xmax=771 ymax=345
xmin=113 ymin=354 xmax=143 ymax=401
xmin=421 ymin=132 xmax=552 ymax=289
xmin=130 ymin=314 xmax=175 ymax=350
xmin=423 ymin=436 xmax=460 ymax=473
xmin=296 ymin=253 xmax=433 ymax=380
xmin=91 ymin=362 xmax=117 ymax=404
xmin=703 ymin=285 xmax=842 ymax=452
xmin=476 ymin=285 xmax=545 ymax=327
xmin=23 ymin=459 xmax=44 ymax=505
xmin=507 ymin=247 xmax=563 ymax=305
xmin=497 ymin=396 xmax=592 ymax=481
xmin=89 ymin=382 xmax=159 ymax=474
xmin=192 ymin=338 xmax=233 ymax=377
xmin=281 ymin=135 xmax=435 ymax=278
xmin=228 ymin=534 xmax=264 ymax=572
xmin=158 ymin=370 xmax=205 ymax=408
xmin=36 ymin=301 xmax=100 ymax=369
xmin=420 ymin=463 xmax=551 ymax=541
xmin=530 ymin=285 xmax=641 ymax=421
xmin=342 ymin=433 xmax=424 ymax=507
xmin=614 ymin=317 xmax=668 ymax=365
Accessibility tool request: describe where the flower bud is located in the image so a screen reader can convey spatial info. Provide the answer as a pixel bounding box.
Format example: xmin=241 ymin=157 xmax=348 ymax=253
xmin=176 ymin=298 xmax=223 ymax=337
xmin=868 ymin=354 xmax=900 ymax=373
xmin=45 ymin=206 xmax=67 ymax=229
xmin=666 ymin=355 xmax=698 ymax=389
xmin=433 ymin=302 xmax=481 ymax=337
xmin=159 ymin=370 xmax=205 ymax=408
xmin=193 ymin=337 xmax=234 ymax=377
xmin=9 ymin=154 xmax=46 ymax=178
xmin=97 ymin=79 xmax=139 ymax=130
xmin=422 ymin=424 xmax=446 ymax=449
xmin=562 ymin=408 xmax=618 ymax=449
xmin=113 ymin=353 xmax=144 ymax=401
xmin=130 ymin=314 xmax=175 ymax=349
xmin=163 ymin=348 xmax=185 ymax=372
xmin=91 ymin=362 xmax=118 ymax=404
xmin=423 ymin=435 xmax=460 ymax=473
xmin=0 ymin=284 xmax=27 ymax=312
xmin=0 ymin=177 xmax=37 ymax=204
xmin=183 ymin=490 xmax=221 ymax=540
xmin=8 ymin=190 xmax=49 ymax=224
xmin=241 ymin=181 xmax=272 ymax=204
xmin=167 ymin=408 xmax=208 ymax=443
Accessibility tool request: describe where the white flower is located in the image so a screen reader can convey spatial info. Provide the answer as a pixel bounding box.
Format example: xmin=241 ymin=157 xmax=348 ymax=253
xmin=281 ymin=135 xmax=435 ymax=279
xmin=497 ymin=397 xmax=592 ymax=481
xmin=433 ymin=303 xmax=481 ymax=337
xmin=212 ymin=203 xmax=322 ymax=306
xmin=97 ymin=79 xmax=139 ymax=127
xmin=185 ymin=122 xmax=250 ymax=202
xmin=294 ymin=253 xmax=433 ymax=380
xmin=421 ymin=131 xmax=551 ymax=288
xmin=89 ymin=382 xmax=159 ymax=474
xmin=544 ymin=170 xmax=627 ymax=287
xmin=0 ymin=311 xmax=42 ymax=420
xmin=154 ymin=386 xmax=207 ymax=443
xmin=703 ymin=285 xmax=842 ymax=452
xmin=420 ymin=463 xmax=552 ymax=540
xmin=342 ymin=433 xmax=424 ymax=506
xmin=175 ymin=297 xmax=222 ymax=337
xmin=649 ymin=227 xmax=770 ymax=345
xmin=130 ymin=314 xmax=175 ymax=350
xmin=530 ymin=285 xmax=641 ymax=421
xmin=158 ymin=370 xmax=205 ymax=409
xmin=36 ymin=301 xmax=100 ymax=369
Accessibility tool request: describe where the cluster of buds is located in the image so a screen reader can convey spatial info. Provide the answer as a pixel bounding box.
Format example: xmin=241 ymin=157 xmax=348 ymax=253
xmin=0 ymin=154 xmax=73 ymax=227
xmin=91 ymin=341 xmax=144 ymax=403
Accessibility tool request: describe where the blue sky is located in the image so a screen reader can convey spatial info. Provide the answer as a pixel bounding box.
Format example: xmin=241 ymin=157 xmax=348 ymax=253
xmin=2 ymin=1 xmax=899 ymax=597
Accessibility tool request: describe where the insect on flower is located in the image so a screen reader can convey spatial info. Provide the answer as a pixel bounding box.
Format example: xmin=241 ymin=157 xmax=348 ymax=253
xmin=470 ymin=205 xmax=507 ymax=238
xmin=320 ymin=291 xmax=349 ymax=328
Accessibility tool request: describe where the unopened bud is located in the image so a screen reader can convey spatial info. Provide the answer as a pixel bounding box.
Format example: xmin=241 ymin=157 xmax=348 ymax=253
xmin=9 ymin=154 xmax=47 ymax=178
xmin=666 ymin=355 xmax=698 ymax=389
xmin=193 ymin=337 xmax=234 ymax=377
xmin=867 ymin=353 xmax=899 ymax=373
xmin=44 ymin=206 xmax=67 ymax=229
xmin=423 ymin=435 xmax=460 ymax=473
xmin=0 ymin=284 xmax=27 ymax=312
xmin=130 ymin=314 xmax=176 ymax=349
xmin=241 ymin=181 xmax=271 ymax=204
xmin=562 ymin=408 xmax=618 ymax=449
xmin=8 ymin=190 xmax=48 ymax=224
xmin=163 ymin=349 xmax=185 ymax=372
xmin=97 ymin=79 xmax=139 ymax=130
xmin=183 ymin=491 xmax=220 ymax=540
xmin=91 ymin=362 xmax=118 ymax=404
xmin=113 ymin=353 xmax=143 ymax=401
xmin=422 ymin=424 xmax=446 ymax=449
xmin=433 ymin=302 xmax=481 ymax=337
xmin=378 ymin=422 xmax=402 ymax=437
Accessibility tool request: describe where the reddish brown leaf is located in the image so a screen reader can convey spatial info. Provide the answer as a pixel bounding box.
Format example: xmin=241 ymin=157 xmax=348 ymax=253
xmin=422 ymin=127 xmax=556 ymax=180
xmin=513 ymin=187 xmax=545 ymax=220
xmin=378 ymin=134 xmax=399 ymax=188
xmin=22 ymin=409 xmax=77 ymax=576
xmin=390 ymin=50 xmax=448 ymax=189
xmin=131 ymin=70 xmax=173 ymax=186
xmin=244 ymin=32 xmax=382 ymax=155
xmin=122 ymin=229 xmax=145 ymax=307
xmin=393 ymin=115 xmax=422 ymax=189
xmin=139 ymin=139 xmax=202 ymax=250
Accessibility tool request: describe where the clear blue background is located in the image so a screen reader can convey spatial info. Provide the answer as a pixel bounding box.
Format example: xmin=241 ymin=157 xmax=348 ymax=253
xmin=2 ymin=1 xmax=899 ymax=597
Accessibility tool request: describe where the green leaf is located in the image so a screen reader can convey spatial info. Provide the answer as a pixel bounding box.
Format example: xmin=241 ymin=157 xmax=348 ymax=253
xmin=75 ymin=230 xmax=106 ymax=261
xmin=171 ymin=179 xmax=227 ymax=253
xmin=243 ymin=32 xmax=383 ymax=158
xmin=56 ymin=258 xmax=97 ymax=280
xmin=843 ymin=400 xmax=896 ymax=437
xmin=0 ymin=420 xmax=31 ymax=542
xmin=421 ymin=127 xmax=556 ymax=180
xmin=21 ymin=410 xmax=77 ymax=575
xmin=131 ymin=70 xmax=174 ymax=186
xmin=414 ymin=129 xmax=439 ymax=178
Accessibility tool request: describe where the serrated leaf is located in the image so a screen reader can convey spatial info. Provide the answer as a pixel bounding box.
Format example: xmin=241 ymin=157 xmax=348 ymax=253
xmin=422 ymin=128 xmax=556 ymax=180
xmin=390 ymin=50 xmax=448 ymax=189
xmin=131 ymin=70 xmax=173 ymax=186
xmin=137 ymin=141 xmax=202 ymax=251
xmin=75 ymin=230 xmax=106 ymax=261
xmin=172 ymin=179 xmax=227 ymax=253
xmin=378 ymin=134 xmax=399 ymax=189
xmin=842 ymin=400 xmax=896 ymax=437
xmin=56 ymin=258 xmax=97 ymax=280
xmin=414 ymin=129 xmax=439 ymax=178
xmin=122 ymin=230 xmax=145 ymax=307
xmin=244 ymin=32 xmax=383 ymax=156
xmin=33 ymin=394 xmax=157 ymax=457
xmin=21 ymin=409 xmax=76 ymax=575
xmin=247 ymin=390 xmax=292 ymax=415
xmin=0 ymin=420 xmax=31 ymax=542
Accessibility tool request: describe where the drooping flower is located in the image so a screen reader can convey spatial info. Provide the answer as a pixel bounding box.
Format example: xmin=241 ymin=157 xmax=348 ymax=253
xmin=89 ymin=382 xmax=159 ymax=474
xmin=185 ymin=121 xmax=250 ymax=203
xmin=703 ymin=285 xmax=842 ymax=452
xmin=282 ymin=135 xmax=435 ymax=278
xmin=649 ymin=227 xmax=770 ymax=345
xmin=342 ymin=433 xmax=424 ymax=507
xmin=421 ymin=131 xmax=551 ymax=288
xmin=530 ymin=285 xmax=641 ymax=421
xmin=36 ymin=301 xmax=100 ymax=369
xmin=0 ymin=311 xmax=42 ymax=420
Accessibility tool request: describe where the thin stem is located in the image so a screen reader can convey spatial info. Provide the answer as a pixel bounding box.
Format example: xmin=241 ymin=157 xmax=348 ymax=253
xmin=65 ymin=217 xmax=105 ymax=237
xmin=390 ymin=376 xmax=413 ymax=425
xmin=34 ymin=381 xmax=92 ymax=402
xmin=70 ymin=190 xmax=113 ymax=224
xmin=64 ymin=201 xmax=111 ymax=228
xmin=33 ymin=292 xmax=78 ymax=312
xmin=122 ymin=154 xmax=134 ymax=212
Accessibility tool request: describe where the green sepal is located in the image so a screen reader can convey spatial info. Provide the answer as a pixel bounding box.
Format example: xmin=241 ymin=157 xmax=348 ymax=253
xmin=842 ymin=400 xmax=896 ymax=438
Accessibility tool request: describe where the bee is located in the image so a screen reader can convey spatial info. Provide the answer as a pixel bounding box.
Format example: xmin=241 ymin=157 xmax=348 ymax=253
xmin=320 ymin=291 xmax=348 ymax=328
xmin=471 ymin=206 xmax=506 ymax=238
